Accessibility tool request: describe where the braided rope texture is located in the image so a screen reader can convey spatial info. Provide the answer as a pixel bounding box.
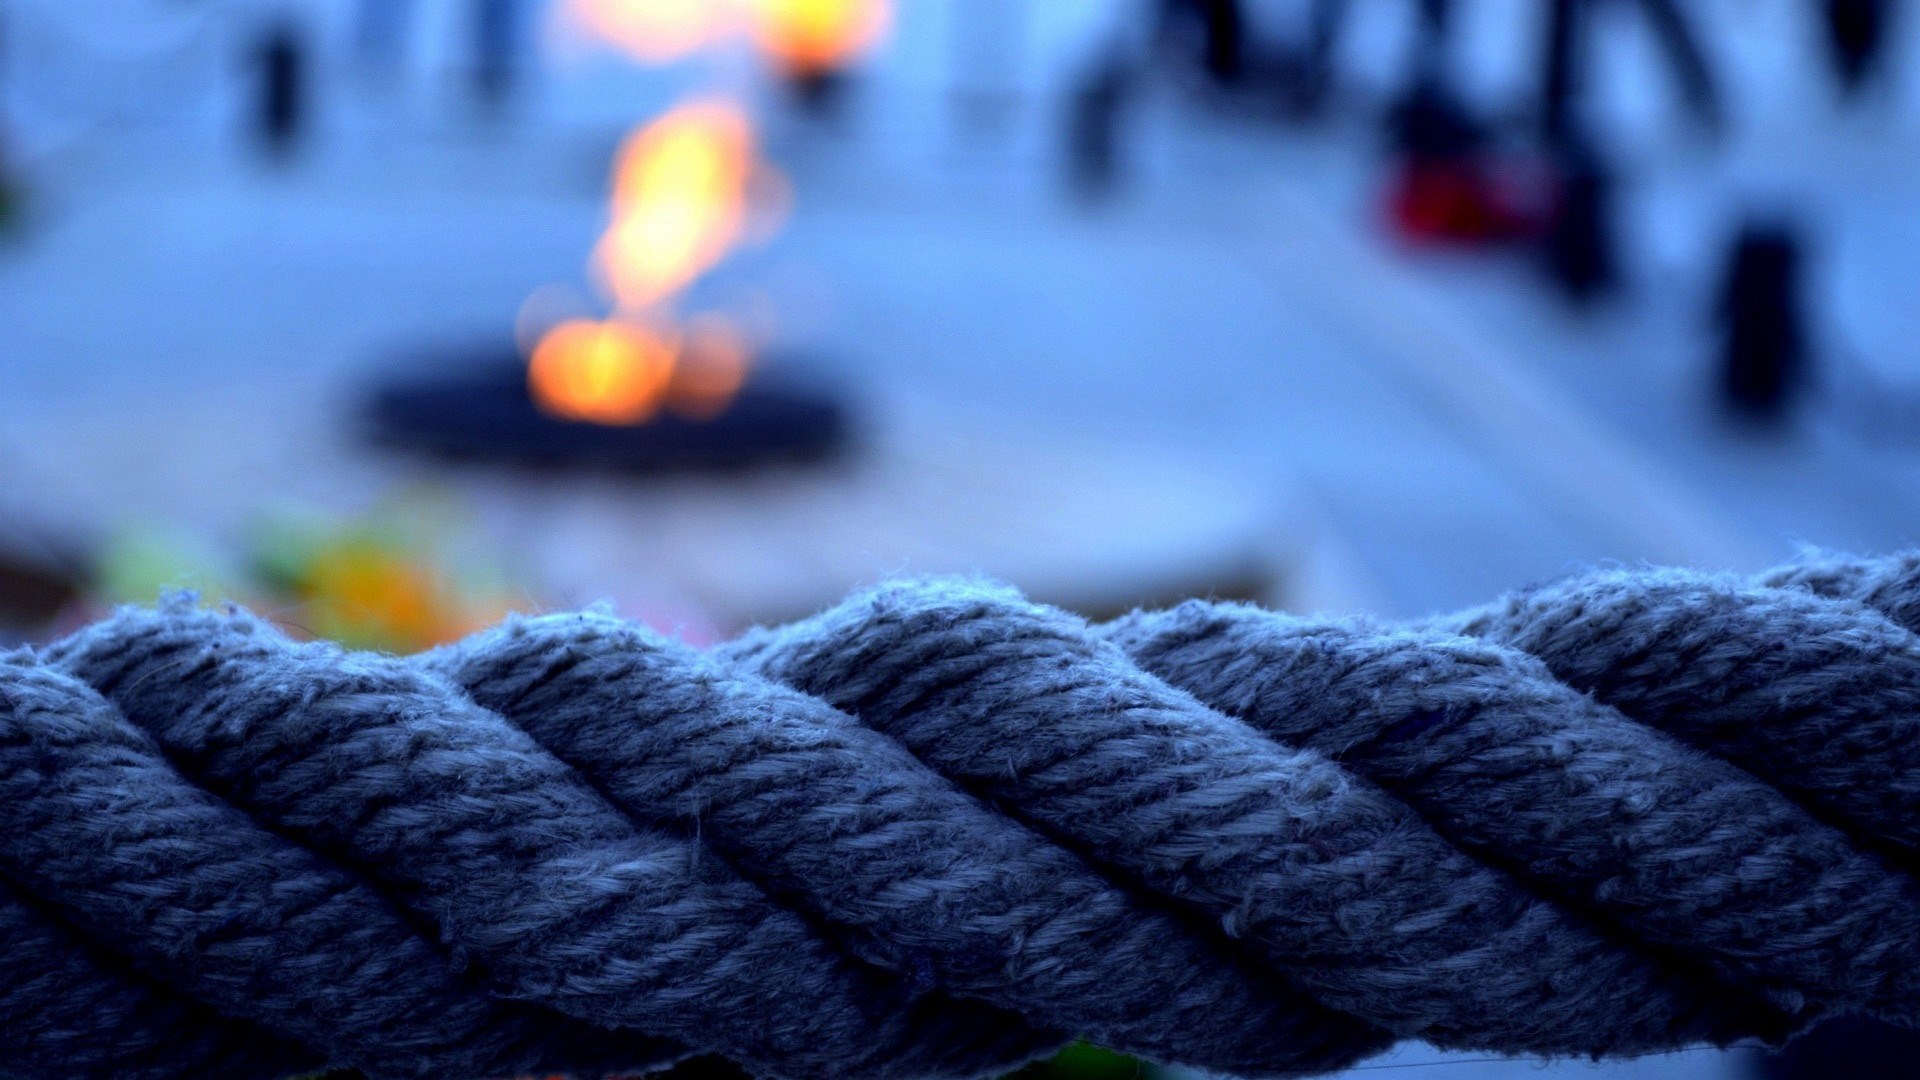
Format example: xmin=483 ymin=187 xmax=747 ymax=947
xmin=5 ymin=551 xmax=1920 ymax=1079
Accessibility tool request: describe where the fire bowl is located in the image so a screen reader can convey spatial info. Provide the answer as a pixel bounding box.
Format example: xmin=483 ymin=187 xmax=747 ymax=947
xmin=361 ymin=350 xmax=850 ymax=472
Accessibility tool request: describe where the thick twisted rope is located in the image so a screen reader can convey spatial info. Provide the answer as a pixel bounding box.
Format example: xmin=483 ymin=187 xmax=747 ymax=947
xmin=5 ymin=551 xmax=1920 ymax=1079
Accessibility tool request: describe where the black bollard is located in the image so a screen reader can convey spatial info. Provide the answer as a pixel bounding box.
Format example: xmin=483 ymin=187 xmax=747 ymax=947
xmin=1157 ymin=0 xmax=1246 ymax=87
xmin=1384 ymin=0 xmax=1471 ymax=159
xmin=0 ymin=8 xmax=15 ymax=231
xmin=1716 ymin=223 xmax=1808 ymax=419
xmin=1407 ymin=0 xmax=1455 ymax=89
xmin=1543 ymin=0 xmax=1720 ymax=141
xmin=472 ymin=0 xmax=520 ymax=108
xmin=1824 ymin=0 xmax=1898 ymax=95
xmin=1540 ymin=0 xmax=1582 ymax=144
xmin=1288 ymin=0 xmax=1348 ymax=118
xmin=1541 ymin=138 xmax=1619 ymax=303
xmin=0 ymin=142 xmax=18 ymax=232
xmin=1066 ymin=57 xmax=1131 ymax=199
xmin=255 ymin=23 xmax=305 ymax=159
xmin=1633 ymin=0 xmax=1723 ymax=134
xmin=1388 ymin=74 xmax=1483 ymax=160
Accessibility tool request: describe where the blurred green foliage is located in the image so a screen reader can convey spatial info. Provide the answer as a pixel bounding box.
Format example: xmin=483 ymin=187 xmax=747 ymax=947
xmin=91 ymin=494 xmax=513 ymax=654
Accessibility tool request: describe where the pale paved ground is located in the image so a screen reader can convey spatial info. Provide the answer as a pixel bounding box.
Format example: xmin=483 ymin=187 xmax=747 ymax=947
xmin=9 ymin=3 xmax=1920 ymax=1077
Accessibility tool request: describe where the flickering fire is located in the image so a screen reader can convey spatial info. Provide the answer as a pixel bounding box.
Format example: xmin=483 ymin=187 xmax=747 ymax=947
xmin=530 ymin=0 xmax=881 ymax=429
xmin=747 ymin=0 xmax=890 ymax=78
xmin=594 ymin=101 xmax=756 ymax=312
xmin=526 ymin=97 xmax=767 ymax=426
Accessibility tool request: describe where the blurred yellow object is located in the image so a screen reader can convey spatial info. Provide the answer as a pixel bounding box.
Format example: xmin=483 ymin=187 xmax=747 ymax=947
xmin=91 ymin=508 xmax=506 ymax=656
xmin=298 ymin=537 xmax=487 ymax=653
xmin=249 ymin=500 xmax=514 ymax=654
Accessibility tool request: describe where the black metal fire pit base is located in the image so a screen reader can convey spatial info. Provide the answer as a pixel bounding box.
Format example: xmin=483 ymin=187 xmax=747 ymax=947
xmin=362 ymin=352 xmax=850 ymax=472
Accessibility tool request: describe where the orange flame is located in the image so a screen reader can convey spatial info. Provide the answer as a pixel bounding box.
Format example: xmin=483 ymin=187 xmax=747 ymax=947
xmin=524 ymin=64 xmax=798 ymax=424
xmin=748 ymin=0 xmax=890 ymax=77
xmin=594 ymin=100 xmax=756 ymax=312
xmin=528 ymin=319 xmax=678 ymax=425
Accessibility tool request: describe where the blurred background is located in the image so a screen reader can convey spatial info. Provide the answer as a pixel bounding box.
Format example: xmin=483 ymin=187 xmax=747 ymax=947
xmin=2 ymin=1 xmax=1918 ymax=1077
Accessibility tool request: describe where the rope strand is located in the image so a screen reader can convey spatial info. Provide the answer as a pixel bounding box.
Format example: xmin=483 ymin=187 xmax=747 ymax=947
xmin=1107 ymin=605 xmax=1920 ymax=1024
xmin=5 ymin=552 xmax=1920 ymax=1078
xmin=727 ymin=581 xmax=1781 ymax=1053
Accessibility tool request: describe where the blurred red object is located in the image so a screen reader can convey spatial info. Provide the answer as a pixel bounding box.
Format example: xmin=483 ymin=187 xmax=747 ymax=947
xmin=1386 ymin=155 xmax=1554 ymax=245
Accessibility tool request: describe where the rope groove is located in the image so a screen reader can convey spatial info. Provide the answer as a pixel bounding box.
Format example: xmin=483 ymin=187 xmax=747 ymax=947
xmin=2 ymin=551 xmax=1919 ymax=1079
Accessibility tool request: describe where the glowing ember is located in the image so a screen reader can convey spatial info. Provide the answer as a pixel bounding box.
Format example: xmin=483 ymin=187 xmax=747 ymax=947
xmin=528 ymin=319 xmax=678 ymax=425
xmin=595 ymin=100 xmax=756 ymax=313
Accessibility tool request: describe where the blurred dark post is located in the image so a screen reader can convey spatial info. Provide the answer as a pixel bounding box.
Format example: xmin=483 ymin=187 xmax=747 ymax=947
xmin=1537 ymin=1 xmax=1624 ymax=302
xmin=1412 ymin=0 xmax=1454 ymax=79
xmin=254 ymin=21 xmax=306 ymax=159
xmin=1716 ymin=222 xmax=1807 ymax=420
xmin=0 ymin=3 xmax=14 ymax=233
xmin=1542 ymin=138 xmax=1617 ymax=303
xmin=1825 ymin=0 xmax=1900 ymax=96
xmin=1388 ymin=0 xmax=1463 ymax=146
xmin=1544 ymin=0 xmax=1719 ymax=139
xmin=1540 ymin=0 xmax=1582 ymax=145
xmin=1066 ymin=55 xmax=1132 ymax=199
xmin=1291 ymin=0 xmax=1347 ymax=117
xmin=1195 ymin=0 xmax=1244 ymax=85
xmin=1388 ymin=0 xmax=1462 ymax=143
xmin=472 ymin=0 xmax=522 ymax=109
xmin=1157 ymin=0 xmax=1246 ymax=87
xmin=1634 ymin=0 xmax=1722 ymax=132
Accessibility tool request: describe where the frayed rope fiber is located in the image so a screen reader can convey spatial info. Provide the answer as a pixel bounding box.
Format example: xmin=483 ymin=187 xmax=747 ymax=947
xmin=7 ymin=553 xmax=1920 ymax=1079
